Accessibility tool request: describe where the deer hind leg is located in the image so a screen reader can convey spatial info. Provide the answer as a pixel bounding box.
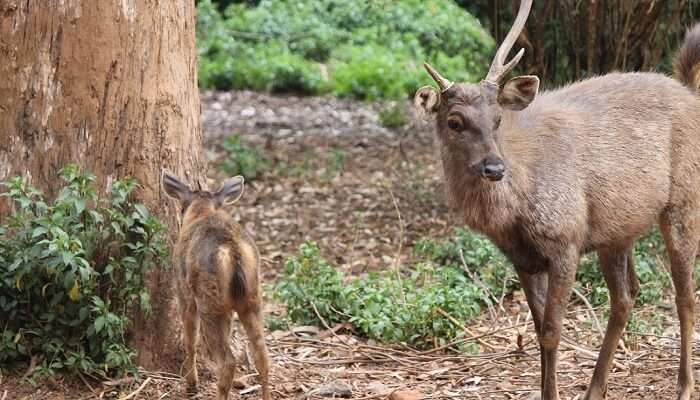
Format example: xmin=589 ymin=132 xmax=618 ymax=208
xmin=239 ymin=305 xmax=272 ymax=400
xmin=180 ymin=297 xmax=200 ymax=395
xmin=661 ymin=207 xmax=700 ymax=400
xmin=584 ymin=247 xmax=638 ymax=400
xmin=200 ymin=312 xmax=237 ymax=400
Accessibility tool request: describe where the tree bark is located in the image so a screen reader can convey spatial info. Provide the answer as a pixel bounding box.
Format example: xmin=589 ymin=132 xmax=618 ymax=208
xmin=0 ymin=0 xmax=205 ymax=370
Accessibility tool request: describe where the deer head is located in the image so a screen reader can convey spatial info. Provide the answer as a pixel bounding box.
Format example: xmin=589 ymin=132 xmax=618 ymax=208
xmin=162 ymin=170 xmax=244 ymax=224
xmin=414 ymin=0 xmax=539 ymax=182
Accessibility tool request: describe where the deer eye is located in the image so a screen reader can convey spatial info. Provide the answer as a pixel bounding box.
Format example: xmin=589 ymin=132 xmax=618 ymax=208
xmin=494 ymin=115 xmax=502 ymax=130
xmin=447 ymin=117 xmax=463 ymax=131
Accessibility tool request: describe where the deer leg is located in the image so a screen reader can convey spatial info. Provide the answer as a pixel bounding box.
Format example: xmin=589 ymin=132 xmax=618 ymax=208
xmin=180 ymin=297 xmax=199 ymax=395
xmin=516 ymin=270 xmax=548 ymax=395
xmin=661 ymin=209 xmax=699 ymax=400
xmin=584 ymin=247 xmax=638 ymax=400
xmin=239 ymin=305 xmax=272 ymax=400
xmin=540 ymin=249 xmax=578 ymax=400
xmin=201 ymin=312 xmax=237 ymax=400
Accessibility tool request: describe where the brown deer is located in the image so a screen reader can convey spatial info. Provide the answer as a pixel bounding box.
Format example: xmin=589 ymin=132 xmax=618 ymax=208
xmin=162 ymin=171 xmax=271 ymax=400
xmin=414 ymin=1 xmax=700 ymax=399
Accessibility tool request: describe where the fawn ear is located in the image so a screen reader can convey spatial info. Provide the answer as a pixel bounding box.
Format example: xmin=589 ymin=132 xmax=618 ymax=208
xmin=498 ymin=76 xmax=539 ymax=111
xmin=413 ymin=86 xmax=440 ymax=118
xmin=216 ymin=176 xmax=244 ymax=206
xmin=162 ymin=170 xmax=192 ymax=202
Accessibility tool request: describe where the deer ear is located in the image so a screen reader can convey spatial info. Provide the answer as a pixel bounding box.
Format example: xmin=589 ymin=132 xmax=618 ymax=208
xmin=498 ymin=76 xmax=539 ymax=111
xmin=413 ymin=86 xmax=440 ymax=118
xmin=162 ymin=170 xmax=192 ymax=202
xmin=216 ymin=176 xmax=244 ymax=206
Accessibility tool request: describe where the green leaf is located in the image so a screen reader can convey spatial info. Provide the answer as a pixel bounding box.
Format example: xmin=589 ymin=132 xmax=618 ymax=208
xmin=75 ymin=199 xmax=87 ymax=215
xmin=134 ymin=204 xmax=149 ymax=219
xmin=94 ymin=316 xmax=105 ymax=333
xmin=32 ymin=227 xmax=48 ymax=238
xmin=61 ymin=251 xmax=75 ymax=267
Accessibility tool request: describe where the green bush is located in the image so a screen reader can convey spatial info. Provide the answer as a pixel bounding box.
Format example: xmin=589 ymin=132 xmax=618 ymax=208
xmin=0 ymin=165 xmax=168 ymax=379
xmin=218 ymin=134 xmax=270 ymax=180
xmin=276 ymin=230 xmax=512 ymax=348
xmin=196 ymin=0 xmax=494 ymax=99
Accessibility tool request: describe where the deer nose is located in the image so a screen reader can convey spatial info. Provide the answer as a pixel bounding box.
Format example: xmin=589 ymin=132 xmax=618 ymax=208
xmin=481 ymin=160 xmax=505 ymax=181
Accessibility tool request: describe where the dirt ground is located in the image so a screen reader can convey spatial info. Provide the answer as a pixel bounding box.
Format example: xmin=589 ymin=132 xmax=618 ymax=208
xmin=2 ymin=90 xmax=697 ymax=400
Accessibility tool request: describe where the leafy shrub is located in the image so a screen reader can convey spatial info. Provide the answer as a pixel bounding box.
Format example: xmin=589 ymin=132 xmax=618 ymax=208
xmin=275 ymin=242 xmax=351 ymax=327
xmin=276 ymin=231 xmax=511 ymax=348
xmin=196 ymin=0 xmax=494 ymax=99
xmin=0 ymin=165 xmax=168 ymax=378
xmin=218 ymin=134 xmax=270 ymax=180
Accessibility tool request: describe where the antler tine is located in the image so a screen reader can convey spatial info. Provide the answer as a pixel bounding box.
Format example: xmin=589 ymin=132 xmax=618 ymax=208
xmin=423 ymin=62 xmax=453 ymax=92
xmin=484 ymin=0 xmax=533 ymax=85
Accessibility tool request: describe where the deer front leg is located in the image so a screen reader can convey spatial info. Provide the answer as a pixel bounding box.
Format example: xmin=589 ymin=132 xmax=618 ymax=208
xmin=540 ymin=249 xmax=578 ymax=400
xmin=516 ymin=270 xmax=548 ymax=396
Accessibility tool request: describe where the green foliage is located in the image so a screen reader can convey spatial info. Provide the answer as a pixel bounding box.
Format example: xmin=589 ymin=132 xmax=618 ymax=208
xmin=0 ymin=165 xmax=168 ymax=378
xmin=196 ymin=0 xmax=494 ymax=99
xmin=576 ymin=229 xmax=670 ymax=308
xmin=276 ymin=229 xmax=514 ymax=348
xmin=218 ymin=134 xmax=269 ymax=180
xmin=413 ymin=227 xmax=517 ymax=297
xmin=276 ymin=242 xmax=351 ymax=326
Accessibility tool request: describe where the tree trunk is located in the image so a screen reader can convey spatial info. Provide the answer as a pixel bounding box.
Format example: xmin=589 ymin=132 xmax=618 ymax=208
xmin=0 ymin=0 xmax=205 ymax=370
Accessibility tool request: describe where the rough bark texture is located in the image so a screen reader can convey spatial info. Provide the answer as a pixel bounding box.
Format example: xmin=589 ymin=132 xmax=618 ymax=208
xmin=0 ymin=0 xmax=205 ymax=369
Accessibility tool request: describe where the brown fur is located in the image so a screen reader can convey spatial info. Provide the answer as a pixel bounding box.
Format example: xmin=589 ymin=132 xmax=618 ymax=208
xmin=417 ymin=21 xmax=700 ymax=400
xmin=162 ymin=173 xmax=271 ymax=400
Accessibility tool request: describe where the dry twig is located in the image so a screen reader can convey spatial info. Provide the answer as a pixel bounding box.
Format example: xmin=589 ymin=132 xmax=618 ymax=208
xmin=117 ymin=377 xmax=152 ymax=400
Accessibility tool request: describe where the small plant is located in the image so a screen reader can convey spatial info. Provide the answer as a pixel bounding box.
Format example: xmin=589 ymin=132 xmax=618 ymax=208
xmin=324 ymin=147 xmax=346 ymax=178
xmin=378 ymin=102 xmax=409 ymax=129
xmin=218 ymin=134 xmax=269 ymax=180
xmin=0 ymin=165 xmax=168 ymax=378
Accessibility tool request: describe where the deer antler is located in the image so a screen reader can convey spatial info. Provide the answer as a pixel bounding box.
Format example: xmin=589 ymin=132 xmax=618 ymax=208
xmin=423 ymin=62 xmax=453 ymax=92
xmin=483 ymin=0 xmax=533 ymax=86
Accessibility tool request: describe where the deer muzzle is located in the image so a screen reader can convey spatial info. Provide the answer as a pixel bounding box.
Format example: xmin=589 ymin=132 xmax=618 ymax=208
xmin=475 ymin=157 xmax=506 ymax=181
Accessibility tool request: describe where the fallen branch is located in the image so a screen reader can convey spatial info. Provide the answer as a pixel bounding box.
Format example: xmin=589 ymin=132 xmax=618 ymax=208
xmin=572 ymin=287 xmax=604 ymax=339
xmin=435 ymin=307 xmax=497 ymax=351
xmin=117 ymin=377 xmax=152 ymax=400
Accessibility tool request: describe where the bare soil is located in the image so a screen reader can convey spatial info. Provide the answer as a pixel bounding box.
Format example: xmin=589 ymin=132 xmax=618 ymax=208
xmin=1 ymin=90 xmax=695 ymax=400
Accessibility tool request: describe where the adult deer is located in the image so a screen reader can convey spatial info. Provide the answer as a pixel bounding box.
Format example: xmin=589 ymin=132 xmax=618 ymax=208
xmin=414 ymin=1 xmax=700 ymax=399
